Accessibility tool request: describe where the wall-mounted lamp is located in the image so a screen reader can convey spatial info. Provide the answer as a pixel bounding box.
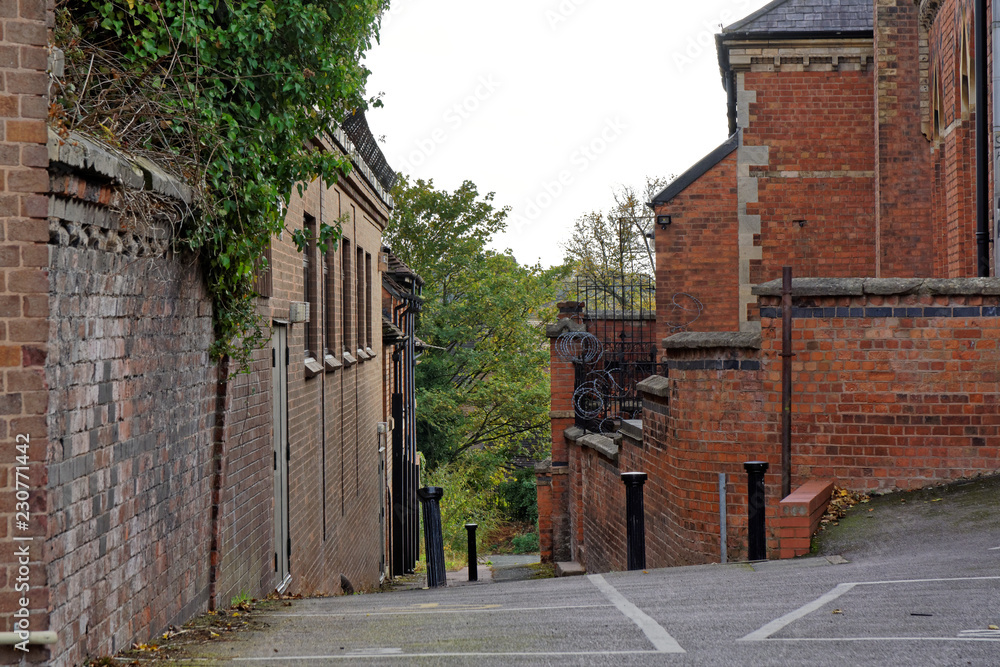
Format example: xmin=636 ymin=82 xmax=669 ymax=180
xmin=656 ymin=214 xmax=672 ymax=230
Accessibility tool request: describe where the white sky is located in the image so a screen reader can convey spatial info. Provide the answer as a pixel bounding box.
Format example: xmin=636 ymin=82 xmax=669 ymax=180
xmin=364 ymin=0 xmax=773 ymax=268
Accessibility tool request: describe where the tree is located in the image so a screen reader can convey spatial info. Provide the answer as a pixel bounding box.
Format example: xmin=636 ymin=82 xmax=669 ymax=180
xmin=56 ymin=0 xmax=389 ymax=362
xmin=561 ymin=176 xmax=672 ymax=310
xmin=385 ymin=177 xmax=569 ymax=468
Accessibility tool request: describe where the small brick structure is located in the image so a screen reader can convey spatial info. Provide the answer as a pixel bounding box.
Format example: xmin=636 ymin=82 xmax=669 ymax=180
xmin=777 ymin=480 xmax=834 ymax=559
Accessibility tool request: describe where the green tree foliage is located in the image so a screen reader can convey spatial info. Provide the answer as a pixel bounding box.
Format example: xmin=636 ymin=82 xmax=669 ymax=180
xmin=385 ymin=176 xmax=568 ymax=468
xmin=561 ymin=176 xmax=671 ymax=310
xmin=55 ymin=0 xmax=389 ymax=363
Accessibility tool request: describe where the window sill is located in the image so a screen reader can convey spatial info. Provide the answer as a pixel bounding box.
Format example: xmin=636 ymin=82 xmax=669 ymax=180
xmin=324 ymin=355 xmax=342 ymax=372
xmin=304 ymin=357 xmax=323 ymax=378
xmin=365 ymin=346 xmax=376 ymax=358
xmin=342 ymin=350 xmax=357 ymax=366
xmin=357 ymin=348 xmax=371 ymax=361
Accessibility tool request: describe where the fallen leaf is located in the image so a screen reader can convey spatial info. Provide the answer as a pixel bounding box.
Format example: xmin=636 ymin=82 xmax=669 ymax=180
xmin=832 ymin=609 xmax=843 ymax=614
xmin=989 ymin=625 xmax=999 ymax=630
xmin=931 ymin=498 xmax=942 ymax=502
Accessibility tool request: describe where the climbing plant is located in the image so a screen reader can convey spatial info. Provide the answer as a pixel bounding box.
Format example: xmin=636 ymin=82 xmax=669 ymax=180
xmin=53 ymin=0 xmax=389 ymax=365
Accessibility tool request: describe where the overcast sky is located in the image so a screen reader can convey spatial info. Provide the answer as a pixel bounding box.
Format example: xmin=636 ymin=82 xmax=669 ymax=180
xmin=364 ymin=0 xmax=773 ymax=268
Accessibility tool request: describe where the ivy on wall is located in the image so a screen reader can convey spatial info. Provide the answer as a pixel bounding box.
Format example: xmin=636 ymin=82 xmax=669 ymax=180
xmin=54 ymin=0 xmax=388 ymax=365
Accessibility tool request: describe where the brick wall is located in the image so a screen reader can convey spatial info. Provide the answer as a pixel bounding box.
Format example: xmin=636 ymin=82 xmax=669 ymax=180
xmin=0 ymin=0 xmax=56 ymax=663
xmin=544 ymin=279 xmax=1000 ymax=572
xmin=269 ymin=154 xmax=389 ymax=595
xmin=653 ymin=152 xmax=739 ymax=338
xmin=46 ymin=239 xmax=217 ymax=665
xmin=744 ymin=68 xmax=878 ymax=282
xmin=874 ymin=0 xmax=936 ymax=277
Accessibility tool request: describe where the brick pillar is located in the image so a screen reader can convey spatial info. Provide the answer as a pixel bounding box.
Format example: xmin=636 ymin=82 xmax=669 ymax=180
xmin=874 ymin=0 xmax=935 ymax=277
xmin=537 ymin=301 xmax=583 ymax=563
xmin=0 ymin=0 xmax=53 ymax=664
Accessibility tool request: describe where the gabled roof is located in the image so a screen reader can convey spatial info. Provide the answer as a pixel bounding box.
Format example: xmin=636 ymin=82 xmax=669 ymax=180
xmin=648 ymin=133 xmax=739 ymax=207
xmin=722 ymin=0 xmax=873 ymax=36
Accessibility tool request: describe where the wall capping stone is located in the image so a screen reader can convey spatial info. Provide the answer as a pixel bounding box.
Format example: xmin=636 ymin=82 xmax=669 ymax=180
xmin=546 ymin=319 xmax=586 ymax=337
xmin=753 ymin=276 xmax=1000 ymax=297
xmin=636 ymin=375 xmax=669 ymax=398
xmin=663 ymin=331 xmax=762 ymax=350
xmin=577 ymin=433 xmax=619 ymax=462
xmin=620 ymin=419 xmax=643 ymax=442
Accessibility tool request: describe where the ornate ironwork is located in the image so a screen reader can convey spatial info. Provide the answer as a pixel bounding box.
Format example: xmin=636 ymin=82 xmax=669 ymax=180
xmin=557 ymin=276 xmax=671 ymax=433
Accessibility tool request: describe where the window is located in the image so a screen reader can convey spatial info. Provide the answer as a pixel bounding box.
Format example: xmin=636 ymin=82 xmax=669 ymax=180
xmin=365 ymin=252 xmax=373 ymax=348
xmin=324 ymin=245 xmax=336 ymax=357
xmin=342 ymin=238 xmax=352 ymax=353
xmin=303 ymin=214 xmax=317 ymax=359
xmin=253 ymin=240 xmax=272 ymax=298
xmin=356 ymin=246 xmax=364 ymax=353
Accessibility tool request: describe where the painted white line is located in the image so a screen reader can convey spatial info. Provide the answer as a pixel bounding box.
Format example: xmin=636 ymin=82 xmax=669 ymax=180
xmin=588 ymin=574 xmax=685 ymax=653
xmin=851 ymin=575 xmax=1000 ymax=586
xmin=765 ymin=637 xmax=1000 ymax=642
xmin=741 ymin=576 xmax=1000 ymax=643
xmin=261 ymin=603 xmax=614 ymax=617
xmin=739 ymin=583 xmax=856 ymax=642
xmin=234 ymin=650 xmax=667 ymax=661
xmin=989 ymin=546 xmax=1000 ymax=551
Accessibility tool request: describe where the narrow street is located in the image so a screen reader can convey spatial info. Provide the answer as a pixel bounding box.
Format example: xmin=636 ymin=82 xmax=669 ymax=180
xmin=181 ymin=476 xmax=1000 ymax=666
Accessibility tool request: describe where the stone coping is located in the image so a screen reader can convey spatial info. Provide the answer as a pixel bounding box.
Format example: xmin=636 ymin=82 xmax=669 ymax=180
xmin=636 ymin=375 xmax=669 ymax=398
xmin=662 ymin=331 xmax=762 ymax=350
xmin=564 ymin=427 xmax=621 ymax=462
xmin=619 ymin=419 xmax=643 ymax=442
xmin=49 ymin=129 xmax=195 ymax=204
xmin=752 ymin=277 xmax=1000 ymax=297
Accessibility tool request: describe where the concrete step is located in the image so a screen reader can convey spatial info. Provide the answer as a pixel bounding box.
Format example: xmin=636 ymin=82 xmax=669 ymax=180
xmin=555 ymin=561 xmax=586 ymax=577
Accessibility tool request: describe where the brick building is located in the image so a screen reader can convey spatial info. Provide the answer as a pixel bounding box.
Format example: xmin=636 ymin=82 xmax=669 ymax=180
xmin=0 ymin=1 xmax=413 ymax=661
xmin=541 ymin=0 xmax=1000 ymax=574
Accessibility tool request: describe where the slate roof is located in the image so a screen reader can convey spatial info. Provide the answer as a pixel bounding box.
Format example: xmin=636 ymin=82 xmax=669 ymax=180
xmin=722 ymin=0 xmax=873 ymax=36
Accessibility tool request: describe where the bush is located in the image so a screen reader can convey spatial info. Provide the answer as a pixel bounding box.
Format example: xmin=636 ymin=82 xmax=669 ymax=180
xmin=511 ymin=531 xmax=539 ymax=554
xmin=422 ymin=454 xmax=503 ymax=557
xmin=497 ymin=465 xmax=538 ymax=524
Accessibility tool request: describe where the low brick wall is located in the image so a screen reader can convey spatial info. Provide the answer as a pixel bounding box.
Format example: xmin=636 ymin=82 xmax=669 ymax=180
xmin=541 ymin=278 xmax=1000 ymax=572
xmin=777 ymin=479 xmax=834 ymax=558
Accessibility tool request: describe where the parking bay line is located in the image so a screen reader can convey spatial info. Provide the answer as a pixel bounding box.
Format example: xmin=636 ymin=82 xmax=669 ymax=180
xmin=740 ymin=576 xmax=1000 ymax=642
xmin=588 ymin=573 xmax=685 ymax=653
xmin=235 ymin=650 xmax=671 ymax=661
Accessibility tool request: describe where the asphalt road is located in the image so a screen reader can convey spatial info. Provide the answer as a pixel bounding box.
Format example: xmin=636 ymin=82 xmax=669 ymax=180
xmin=191 ymin=475 xmax=1000 ymax=665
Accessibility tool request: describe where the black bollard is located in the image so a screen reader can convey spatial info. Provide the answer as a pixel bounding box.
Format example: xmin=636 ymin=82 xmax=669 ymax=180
xmin=465 ymin=523 xmax=478 ymax=582
xmin=418 ymin=487 xmax=447 ymax=588
xmin=744 ymin=461 xmax=769 ymax=561
xmin=621 ymin=472 xmax=648 ymax=571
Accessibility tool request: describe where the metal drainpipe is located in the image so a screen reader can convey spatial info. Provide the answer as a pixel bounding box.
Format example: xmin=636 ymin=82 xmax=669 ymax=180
xmin=992 ymin=0 xmax=1000 ymax=271
xmin=977 ymin=0 xmax=991 ymax=276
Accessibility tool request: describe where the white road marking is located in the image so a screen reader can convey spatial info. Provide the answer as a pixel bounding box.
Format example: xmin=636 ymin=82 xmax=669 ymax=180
xmin=739 ymin=583 xmax=856 ymax=641
xmin=959 ymin=629 xmax=1000 ymax=639
xmin=235 ymin=650 xmax=668 ymax=661
xmin=741 ymin=576 xmax=1000 ymax=642
xmin=766 ymin=637 xmax=1000 ymax=642
xmin=989 ymin=546 xmax=1000 ymax=550
xmin=588 ymin=574 xmax=685 ymax=653
xmin=262 ymin=603 xmax=614 ymax=617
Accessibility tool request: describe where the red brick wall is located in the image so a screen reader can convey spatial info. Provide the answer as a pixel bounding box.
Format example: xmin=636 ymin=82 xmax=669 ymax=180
xmin=744 ymin=68 xmax=878 ymax=282
xmin=874 ymin=0 xmax=936 ymax=277
xmin=0 ymin=1 xmax=56 ymax=664
xmin=653 ymin=152 xmax=739 ymax=338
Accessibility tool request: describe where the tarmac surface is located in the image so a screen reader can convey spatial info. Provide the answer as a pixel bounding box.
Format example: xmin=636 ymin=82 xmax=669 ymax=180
xmin=188 ymin=475 xmax=1000 ymax=665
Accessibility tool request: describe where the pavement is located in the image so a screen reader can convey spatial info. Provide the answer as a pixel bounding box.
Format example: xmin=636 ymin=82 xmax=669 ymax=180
xmin=184 ymin=474 xmax=1000 ymax=665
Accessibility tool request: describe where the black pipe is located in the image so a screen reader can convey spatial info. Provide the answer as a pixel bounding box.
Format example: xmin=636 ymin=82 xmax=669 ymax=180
xmin=744 ymin=461 xmax=769 ymax=561
xmin=781 ymin=267 xmax=793 ymax=498
xmin=976 ymin=0 xmax=991 ymax=276
xmin=465 ymin=523 xmax=478 ymax=582
xmin=418 ymin=487 xmax=447 ymax=588
xmin=621 ymin=472 xmax=648 ymax=571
